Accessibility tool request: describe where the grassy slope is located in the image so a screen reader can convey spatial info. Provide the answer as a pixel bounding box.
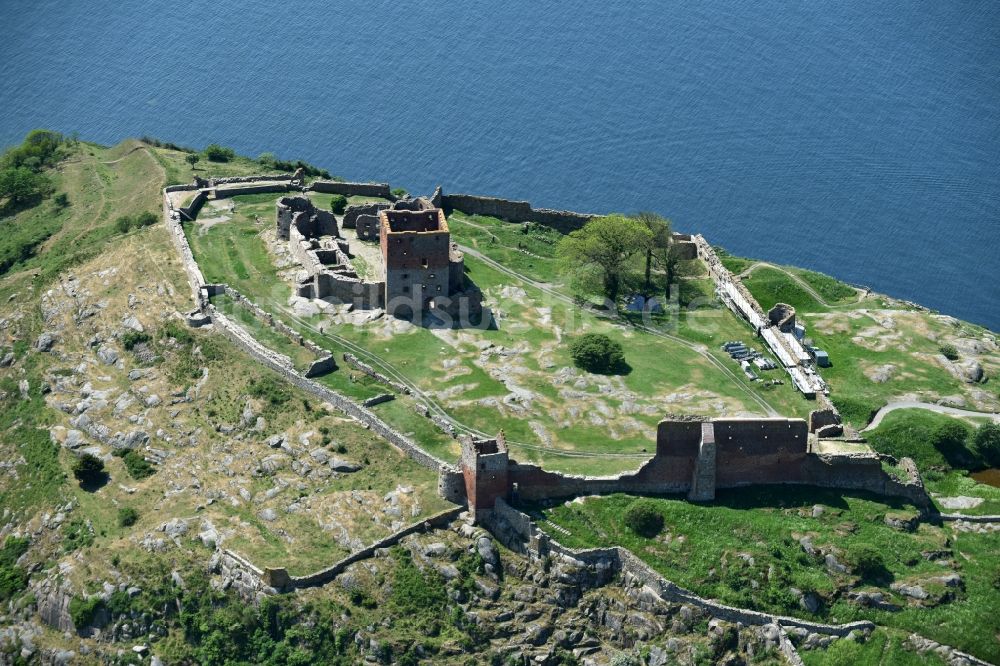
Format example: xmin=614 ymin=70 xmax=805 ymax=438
xmin=537 ymin=489 xmax=999 ymax=662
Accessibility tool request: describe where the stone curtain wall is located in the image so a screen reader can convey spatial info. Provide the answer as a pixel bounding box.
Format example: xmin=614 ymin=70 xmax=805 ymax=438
xmin=341 ymin=353 xmax=410 ymax=395
xmin=310 ymin=180 xmax=392 ymax=198
xmin=213 ymin=183 xmax=290 ymax=199
xmin=162 ymin=184 xmax=462 ymax=488
xmin=439 ymin=190 xmax=595 ymax=234
xmin=178 ymin=190 xmax=208 ymax=221
xmin=487 ymin=499 xmax=875 ymax=640
xmin=284 ymin=507 xmax=465 ymax=589
xmin=220 ymin=286 xmax=336 ymax=378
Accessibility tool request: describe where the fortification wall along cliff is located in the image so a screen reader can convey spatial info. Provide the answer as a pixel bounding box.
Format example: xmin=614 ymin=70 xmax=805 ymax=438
xmin=310 ymin=180 xmax=392 ymax=198
xmin=439 ymin=190 xmax=596 ymax=234
xmin=463 ymin=418 xmax=930 ymax=516
xmin=487 ymin=499 xmax=875 ymax=640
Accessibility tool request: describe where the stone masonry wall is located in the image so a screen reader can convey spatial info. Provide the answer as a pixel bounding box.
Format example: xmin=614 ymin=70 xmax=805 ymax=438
xmin=310 ymin=180 xmax=392 ymax=198
xmin=440 ymin=190 xmax=595 ymax=234
xmin=487 ymin=499 xmax=875 ymax=639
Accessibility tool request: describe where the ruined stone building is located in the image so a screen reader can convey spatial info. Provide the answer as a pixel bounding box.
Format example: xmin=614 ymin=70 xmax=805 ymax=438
xmin=277 ymin=194 xmax=473 ymax=320
xmin=379 ymin=204 xmax=465 ymax=317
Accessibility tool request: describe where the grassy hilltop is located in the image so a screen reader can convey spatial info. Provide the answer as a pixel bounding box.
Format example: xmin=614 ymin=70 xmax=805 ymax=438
xmin=0 ymin=133 xmax=997 ymax=664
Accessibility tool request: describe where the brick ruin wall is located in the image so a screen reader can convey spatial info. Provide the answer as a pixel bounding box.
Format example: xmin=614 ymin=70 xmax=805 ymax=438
xmin=468 ymin=418 xmax=929 ymax=512
xmin=310 ymin=180 xmax=392 ymax=198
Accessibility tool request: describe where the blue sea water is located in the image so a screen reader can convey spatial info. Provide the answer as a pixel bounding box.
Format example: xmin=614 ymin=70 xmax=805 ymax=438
xmin=1 ymin=0 xmax=998 ymax=329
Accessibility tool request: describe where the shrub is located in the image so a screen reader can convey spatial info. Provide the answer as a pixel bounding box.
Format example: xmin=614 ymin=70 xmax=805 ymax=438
xmin=974 ymin=423 xmax=1000 ymax=467
xmin=121 ymin=330 xmax=151 ymax=351
xmin=624 ymin=499 xmax=664 ymax=537
xmin=931 ymin=420 xmax=978 ymax=469
xmin=69 ymin=596 xmax=105 ymax=629
xmin=72 ymin=453 xmax=105 ymax=484
xmin=568 ymin=333 xmax=626 ymax=374
xmin=203 ymin=143 xmax=236 ymax=162
xmin=847 ymin=545 xmax=889 ymax=583
xmin=53 ymin=192 xmax=69 ymax=208
xmin=117 ymin=506 xmax=139 ymax=527
xmin=62 ymin=519 xmax=94 ymax=552
xmin=330 ymin=194 xmax=348 ymax=214
xmin=248 ymin=375 xmax=290 ymax=406
xmin=114 ymin=450 xmax=155 ymax=480
xmin=391 ymin=187 xmax=409 ymax=198
xmin=939 ymin=344 xmax=959 ymax=360
xmin=257 ymin=152 xmax=276 ymax=166
xmin=0 ymin=565 xmax=28 ymax=601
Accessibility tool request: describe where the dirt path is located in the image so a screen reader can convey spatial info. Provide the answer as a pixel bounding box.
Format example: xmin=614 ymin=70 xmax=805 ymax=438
xmin=862 ymin=400 xmax=1000 ymax=432
xmin=736 ymin=261 xmax=866 ymax=309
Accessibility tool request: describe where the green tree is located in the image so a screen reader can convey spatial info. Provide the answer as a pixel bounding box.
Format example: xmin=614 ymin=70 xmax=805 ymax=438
xmin=71 ymin=453 xmax=105 ymax=485
xmin=329 ymin=194 xmax=348 ymax=215
xmin=568 ymin=333 xmax=626 ymax=374
xmin=203 ymin=144 xmax=235 ymax=162
xmin=557 ymin=215 xmax=652 ymax=303
xmin=185 ymin=153 xmax=200 ymax=170
xmin=0 ymin=166 xmax=51 ymax=205
xmin=634 ymin=212 xmax=673 ymax=294
xmin=973 ymin=422 xmax=1000 ymax=467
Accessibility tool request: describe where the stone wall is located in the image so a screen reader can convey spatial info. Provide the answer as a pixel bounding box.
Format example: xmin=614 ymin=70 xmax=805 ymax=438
xmin=487 ymin=499 xmax=875 ymax=639
xmin=213 ymin=183 xmax=290 ymax=199
xmin=178 ymin=190 xmax=208 ymax=221
xmin=310 ymin=180 xmax=392 ymax=198
xmin=343 ymin=201 xmax=391 ymax=229
xmin=252 ymin=506 xmax=466 ymax=591
xmin=342 ymin=353 xmax=410 ymax=394
xmin=440 ymin=190 xmax=595 ymax=234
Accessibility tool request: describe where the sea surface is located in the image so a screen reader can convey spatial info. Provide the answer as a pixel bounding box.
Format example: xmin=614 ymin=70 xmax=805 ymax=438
xmin=1 ymin=1 xmax=998 ymax=329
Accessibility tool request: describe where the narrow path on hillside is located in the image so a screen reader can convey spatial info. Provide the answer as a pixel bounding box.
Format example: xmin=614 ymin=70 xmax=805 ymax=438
xmin=457 ymin=244 xmax=780 ymax=417
xmin=736 ymin=261 xmax=866 ymax=309
xmin=862 ymin=400 xmax=1000 ymax=432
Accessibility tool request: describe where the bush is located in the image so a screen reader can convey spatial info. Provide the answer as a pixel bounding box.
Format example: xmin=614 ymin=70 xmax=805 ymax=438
xmin=69 ymin=596 xmax=105 ymax=629
xmin=203 ymin=143 xmax=236 ymax=163
xmin=248 ymin=375 xmax=290 ymax=406
xmin=62 ymin=519 xmax=94 ymax=552
xmin=114 ymin=210 xmax=158 ymax=234
xmin=53 ymin=192 xmax=69 ymax=208
xmin=0 ymin=565 xmax=28 ymax=601
xmin=569 ymin=333 xmax=626 ymax=374
xmin=114 ymin=450 xmax=155 ymax=480
xmin=330 ymin=194 xmax=348 ymax=214
xmin=72 ymin=453 xmax=105 ymax=484
xmin=624 ymin=499 xmax=664 ymax=537
xmin=121 ymin=330 xmax=151 ymax=351
xmin=939 ymin=344 xmax=959 ymax=360
xmin=931 ymin=420 xmax=978 ymax=469
xmin=847 ymin=545 xmax=889 ymax=584
xmin=117 ymin=506 xmax=139 ymax=527
xmin=391 ymin=187 xmax=409 ymax=198
xmin=974 ymin=423 xmax=1000 ymax=467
